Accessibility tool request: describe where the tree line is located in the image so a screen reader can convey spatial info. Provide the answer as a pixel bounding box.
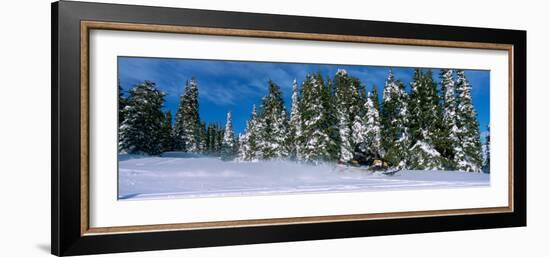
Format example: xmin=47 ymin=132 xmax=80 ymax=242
xmin=118 ymin=79 xmax=230 ymax=158
xmin=118 ymin=68 xmax=490 ymax=172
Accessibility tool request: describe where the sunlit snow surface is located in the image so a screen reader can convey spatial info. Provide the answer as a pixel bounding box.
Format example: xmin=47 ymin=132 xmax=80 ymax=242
xmin=118 ymin=153 xmax=489 ymax=200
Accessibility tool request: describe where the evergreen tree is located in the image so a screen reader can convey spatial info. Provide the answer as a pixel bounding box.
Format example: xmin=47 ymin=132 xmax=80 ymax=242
xmin=217 ymin=124 xmax=224 ymax=154
xmin=239 ymin=105 xmax=260 ymax=161
xmin=454 ymin=70 xmax=483 ymax=172
xmin=205 ymin=123 xmax=223 ymax=155
xmin=206 ymin=123 xmax=214 ymax=155
xmin=322 ymin=75 xmax=340 ymax=161
xmin=369 ymin=85 xmax=380 ymax=111
xmin=288 ymin=79 xmax=303 ymax=160
xmin=380 ymin=69 xmax=410 ymax=168
xmin=349 ymin=76 xmax=368 ymax=163
xmin=275 ymin=108 xmax=290 ymax=157
xmin=198 ymin=121 xmax=207 ymax=153
xmin=350 ymin=114 xmax=367 ymax=162
xmin=332 ymin=70 xmax=368 ymax=163
xmin=299 ymin=73 xmax=335 ymax=162
xmin=210 ymin=123 xmax=223 ymax=154
xmin=439 ymin=69 xmax=460 ymax=169
xmin=334 ymin=69 xmax=355 ymax=163
xmin=118 ymin=82 xmax=128 ymax=126
xmin=363 ymin=90 xmax=383 ymax=162
xmin=173 ymin=78 xmax=201 ymax=152
xmin=257 ymin=80 xmax=289 ymax=159
xmin=159 ymin=111 xmax=174 ymax=152
xmin=237 ymin=133 xmax=247 ymax=161
xmin=408 ymin=69 xmax=446 ymax=170
xmin=173 ymin=85 xmax=187 ymax=151
xmin=118 ymin=81 xmax=166 ymax=155
xmin=351 ymin=88 xmax=382 ymax=164
xmin=337 ymin=111 xmax=353 ymax=163
xmin=221 ymin=112 xmax=236 ymax=160
xmin=483 ymin=124 xmax=490 ymax=173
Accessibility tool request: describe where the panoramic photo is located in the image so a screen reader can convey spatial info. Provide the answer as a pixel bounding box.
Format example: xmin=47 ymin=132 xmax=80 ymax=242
xmin=117 ymin=57 xmax=491 ymax=200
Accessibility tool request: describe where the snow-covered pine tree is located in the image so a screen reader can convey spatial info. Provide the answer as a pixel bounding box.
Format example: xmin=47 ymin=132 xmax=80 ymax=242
xmin=118 ymin=81 xmax=166 ymax=155
xmin=454 ymin=70 xmax=483 ymax=172
xmin=482 ymin=124 xmax=490 ymax=173
xmin=198 ymin=121 xmax=207 ymax=153
xmin=159 ymin=111 xmax=174 ymax=152
xmin=252 ymin=105 xmax=266 ymax=160
xmin=173 ymin=78 xmax=201 ymax=152
xmin=205 ymin=123 xmax=223 ymax=155
xmin=205 ymin=123 xmax=214 ymax=154
xmin=118 ymin=82 xmax=128 ymax=126
xmin=299 ymin=73 xmax=335 ymax=163
xmin=221 ymin=112 xmax=236 ymax=160
xmin=407 ymin=69 xmax=446 ymax=170
xmin=288 ymin=79 xmax=303 ymax=160
xmin=322 ymin=75 xmax=340 ymax=161
xmin=242 ymin=105 xmax=260 ymax=161
xmin=216 ymin=124 xmax=224 ymax=154
xmin=274 ymin=108 xmax=290 ymax=157
xmin=380 ymin=69 xmax=410 ymax=168
xmin=173 ymin=84 xmax=187 ymax=151
xmin=439 ymin=69 xmax=460 ymax=169
xmin=257 ymin=80 xmax=289 ymax=159
xmin=234 ymin=133 xmax=240 ymax=160
xmin=334 ymin=69 xmax=356 ymax=163
xmin=349 ymin=76 xmax=368 ymax=163
xmin=351 ymin=88 xmax=383 ymax=164
xmin=363 ymin=89 xmax=383 ymax=162
xmin=369 ymin=85 xmax=380 ymax=111
xmin=237 ymin=133 xmax=247 ymax=161
xmin=334 ymin=70 xmax=366 ymax=163
xmin=350 ymin=112 xmax=368 ymax=162
xmin=338 ymin=111 xmax=353 ymax=163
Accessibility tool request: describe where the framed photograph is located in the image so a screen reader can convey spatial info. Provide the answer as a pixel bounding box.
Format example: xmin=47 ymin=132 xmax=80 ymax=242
xmin=52 ymin=1 xmax=526 ymax=256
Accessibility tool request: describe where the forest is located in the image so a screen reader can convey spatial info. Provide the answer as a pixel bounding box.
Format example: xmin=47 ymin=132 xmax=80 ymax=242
xmin=118 ymin=68 xmax=490 ymax=172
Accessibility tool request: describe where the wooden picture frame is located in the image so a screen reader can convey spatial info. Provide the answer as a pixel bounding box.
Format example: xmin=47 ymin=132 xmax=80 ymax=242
xmin=52 ymin=1 xmax=526 ymax=256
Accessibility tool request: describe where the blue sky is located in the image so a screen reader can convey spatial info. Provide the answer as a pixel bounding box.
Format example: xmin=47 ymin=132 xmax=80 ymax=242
xmin=118 ymin=57 xmax=490 ymax=138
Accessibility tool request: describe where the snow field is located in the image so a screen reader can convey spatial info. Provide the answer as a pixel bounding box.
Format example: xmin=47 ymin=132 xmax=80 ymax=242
xmin=119 ymin=154 xmax=489 ymax=200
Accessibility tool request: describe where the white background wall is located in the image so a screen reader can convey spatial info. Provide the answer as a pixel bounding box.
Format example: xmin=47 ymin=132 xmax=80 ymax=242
xmin=0 ymin=0 xmax=547 ymax=256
